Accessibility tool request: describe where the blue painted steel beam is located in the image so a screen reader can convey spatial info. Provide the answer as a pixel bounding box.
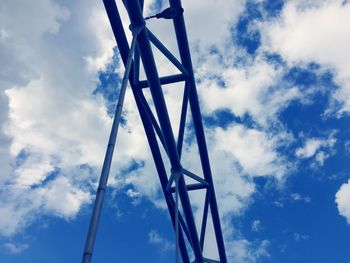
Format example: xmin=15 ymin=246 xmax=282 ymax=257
xmin=133 ymin=89 xmax=191 ymax=263
xmin=177 ymin=81 xmax=190 ymax=158
xmin=123 ymin=1 xmax=204 ymax=261
xmin=137 ymin=92 xmax=167 ymax=152
xmin=169 ymin=0 xmax=227 ymax=261
xmin=183 ymin=169 xmax=209 ymax=186
xmin=136 ymin=73 xmax=187 ymax=89
xmin=133 ymin=46 xmax=140 ymax=84
xmin=200 ymin=190 xmax=211 ymax=250
xmin=168 ymin=183 xmax=207 ymax=193
xmin=147 ymin=29 xmax=189 ymax=76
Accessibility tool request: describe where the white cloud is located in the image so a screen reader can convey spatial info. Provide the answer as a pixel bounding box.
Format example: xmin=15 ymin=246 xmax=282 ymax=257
xmin=148 ymin=229 xmax=174 ymax=253
xmin=126 ymin=188 xmax=140 ymax=198
xmin=295 ymin=139 xmax=323 ymax=158
xmin=225 ymin=237 xmax=270 ymax=263
xmin=0 ymin=0 xmax=70 ymax=40
xmin=251 ymin=220 xmax=262 ymax=232
xmin=4 ymin=242 xmax=29 ymax=254
xmin=84 ymin=7 xmax=115 ymax=72
xmin=293 ymin=233 xmax=309 ymax=241
xmin=0 ymin=0 xmax=148 ymax=237
xmin=259 ymin=0 xmax=350 ymax=227
xmin=295 ymin=133 xmax=336 ymax=166
xmin=0 ymin=173 xmax=92 ymax=236
xmin=290 ymin=193 xmax=311 ymax=203
xmin=214 ymin=124 xmax=288 ymax=180
xmin=335 ymin=179 xmax=350 ymax=224
xmin=0 ymin=203 xmax=33 ymax=237
xmin=260 ymin=0 xmax=350 ymax=113
xmin=273 ymin=201 xmax=284 ymax=208
xmin=197 ymin=56 xmax=302 ymax=127
xmin=344 ymin=140 xmax=350 ymax=154
xmin=143 ymin=0 xmax=246 ymax=58
xmin=37 ymin=176 xmax=91 ymax=218
xmin=182 ymin=0 xmax=246 ymax=52
xmin=13 ymin=153 xmax=54 ymax=187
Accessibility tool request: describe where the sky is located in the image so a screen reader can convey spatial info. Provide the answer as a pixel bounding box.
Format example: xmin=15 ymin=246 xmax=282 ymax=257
xmin=1 ymin=0 xmax=350 ymax=262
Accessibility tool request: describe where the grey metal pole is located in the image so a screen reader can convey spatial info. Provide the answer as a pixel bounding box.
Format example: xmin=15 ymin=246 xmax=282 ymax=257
xmin=82 ymin=28 xmax=140 ymax=263
xmin=175 ymin=176 xmax=179 ymax=263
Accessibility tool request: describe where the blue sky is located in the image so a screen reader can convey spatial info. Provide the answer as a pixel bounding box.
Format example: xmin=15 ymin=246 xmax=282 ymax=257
xmin=1 ymin=0 xmax=350 ymax=262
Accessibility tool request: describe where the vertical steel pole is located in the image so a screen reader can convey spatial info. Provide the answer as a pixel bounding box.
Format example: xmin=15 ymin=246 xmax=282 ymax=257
xmin=82 ymin=28 xmax=139 ymax=263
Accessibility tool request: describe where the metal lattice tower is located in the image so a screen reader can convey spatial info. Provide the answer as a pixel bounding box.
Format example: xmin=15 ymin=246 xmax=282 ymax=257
xmin=82 ymin=0 xmax=227 ymax=262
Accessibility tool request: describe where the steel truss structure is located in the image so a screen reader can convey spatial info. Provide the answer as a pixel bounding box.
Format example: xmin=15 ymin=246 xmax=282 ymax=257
xmin=82 ymin=0 xmax=227 ymax=262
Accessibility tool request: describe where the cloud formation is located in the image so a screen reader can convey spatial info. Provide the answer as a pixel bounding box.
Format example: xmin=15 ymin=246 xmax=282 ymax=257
xmin=0 ymin=0 xmax=129 ymax=236
xmin=295 ymin=133 xmax=336 ymax=166
xmin=336 ymin=179 xmax=350 ymax=224
xmin=260 ymin=0 xmax=350 ymax=114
